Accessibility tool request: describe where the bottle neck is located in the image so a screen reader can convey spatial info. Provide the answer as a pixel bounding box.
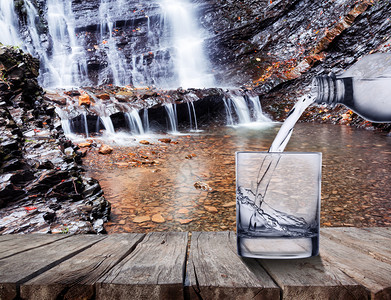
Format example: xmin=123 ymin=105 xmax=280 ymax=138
xmin=311 ymin=73 xmax=347 ymax=107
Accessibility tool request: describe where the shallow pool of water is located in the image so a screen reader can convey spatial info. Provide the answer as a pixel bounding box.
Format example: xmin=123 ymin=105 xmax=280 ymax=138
xmin=83 ymin=122 xmax=391 ymax=233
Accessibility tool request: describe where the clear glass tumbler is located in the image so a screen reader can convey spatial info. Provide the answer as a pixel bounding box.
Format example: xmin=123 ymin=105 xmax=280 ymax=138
xmin=236 ymin=152 xmax=321 ymax=259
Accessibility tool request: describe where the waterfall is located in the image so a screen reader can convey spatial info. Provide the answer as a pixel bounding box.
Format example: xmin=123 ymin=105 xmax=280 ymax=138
xmin=164 ymin=103 xmax=178 ymax=133
xmin=98 ymin=0 xmax=129 ymax=86
xmin=61 ymin=119 xmax=72 ymax=136
xmin=125 ymin=110 xmax=145 ymax=135
xmin=45 ymin=0 xmax=89 ymax=88
xmin=23 ymin=0 xmax=52 ymax=82
xmin=143 ymin=109 xmax=150 ymax=133
xmin=248 ymin=95 xmax=272 ymax=122
xmin=223 ymin=92 xmax=271 ymax=126
xmin=0 ymin=0 xmax=89 ymax=87
xmin=160 ymin=0 xmax=215 ymax=88
xmin=82 ymin=112 xmax=89 ymax=137
xmin=223 ymin=98 xmax=234 ymax=126
xmin=0 ymin=0 xmax=23 ymax=47
xmin=0 ymin=0 xmax=214 ymax=89
xmin=187 ymin=102 xmax=199 ymax=131
xmin=187 ymin=102 xmax=194 ymax=131
xmin=229 ymin=95 xmax=252 ymax=124
xmin=101 ymin=116 xmax=115 ymax=134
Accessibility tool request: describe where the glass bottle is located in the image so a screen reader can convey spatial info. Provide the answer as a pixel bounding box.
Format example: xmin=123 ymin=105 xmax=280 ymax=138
xmin=311 ymin=53 xmax=391 ymax=123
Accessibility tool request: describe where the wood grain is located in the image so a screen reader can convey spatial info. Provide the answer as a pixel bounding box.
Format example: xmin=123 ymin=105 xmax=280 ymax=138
xmin=320 ymin=229 xmax=391 ymax=299
xmin=0 ymin=235 xmax=104 ymax=300
xmin=187 ymin=231 xmax=280 ymax=299
xmin=259 ymin=255 xmax=368 ymax=299
xmin=0 ymin=234 xmax=67 ymax=259
xmin=96 ymin=232 xmax=188 ymax=300
xmin=20 ymin=233 xmax=144 ymax=300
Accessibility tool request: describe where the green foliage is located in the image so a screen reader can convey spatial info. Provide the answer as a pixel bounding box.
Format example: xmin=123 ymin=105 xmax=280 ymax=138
xmin=60 ymin=226 xmax=69 ymax=234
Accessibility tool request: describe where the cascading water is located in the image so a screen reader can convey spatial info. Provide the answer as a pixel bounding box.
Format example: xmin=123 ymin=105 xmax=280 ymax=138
xmin=160 ymin=0 xmax=215 ymax=88
xmin=187 ymin=102 xmax=200 ymax=132
xmin=45 ymin=0 xmax=89 ymax=88
xmin=143 ymin=109 xmax=150 ymax=133
xmin=164 ymin=103 xmax=178 ymax=133
xmin=229 ymin=95 xmax=252 ymax=124
xmin=101 ymin=116 xmax=115 ymax=134
xmin=99 ymin=0 xmax=129 ymax=86
xmin=248 ymin=96 xmax=272 ymax=123
xmin=222 ymin=91 xmax=271 ymax=126
xmin=0 ymin=0 xmax=23 ymax=47
xmin=82 ymin=112 xmax=89 ymax=138
xmin=0 ymin=0 xmax=272 ymax=138
xmin=125 ymin=110 xmax=145 ymax=135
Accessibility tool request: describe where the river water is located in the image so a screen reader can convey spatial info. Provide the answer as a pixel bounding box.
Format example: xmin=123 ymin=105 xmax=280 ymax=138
xmin=83 ymin=122 xmax=391 ymax=233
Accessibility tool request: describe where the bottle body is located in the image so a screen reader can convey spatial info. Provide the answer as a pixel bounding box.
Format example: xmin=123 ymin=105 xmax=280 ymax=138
xmin=312 ymin=75 xmax=391 ymax=122
xmin=311 ymin=53 xmax=391 ymax=123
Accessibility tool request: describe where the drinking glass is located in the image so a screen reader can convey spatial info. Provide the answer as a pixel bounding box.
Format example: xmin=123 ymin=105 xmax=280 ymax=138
xmin=236 ymin=152 xmax=321 ymax=259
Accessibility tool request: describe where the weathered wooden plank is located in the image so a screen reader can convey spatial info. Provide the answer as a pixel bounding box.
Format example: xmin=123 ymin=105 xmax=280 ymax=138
xmin=0 ymin=235 xmax=104 ymax=300
xmin=0 ymin=234 xmax=68 ymax=259
xmin=0 ymin=235 xmax=20 ymax=243
xmin=259 ymin=256 xmax=368 ymax=300
xmin=20 ymin=233 xmax=144 ymax=300
xmin=96 ymin=232 xmax=188 ymax=299
xmin=187 ymin=231 xmax=280 ymax=300
xmin=321 ymin=231 xmax=391 ymax=299
xmin=362 ymin=227 xmax=391 ymax=239
xmin=322 ymin=227 xmax=391 ymax=264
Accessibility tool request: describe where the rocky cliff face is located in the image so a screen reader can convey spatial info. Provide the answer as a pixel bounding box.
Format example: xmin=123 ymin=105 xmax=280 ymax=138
xmin=0 ymin=45 xmax=111 ymax=234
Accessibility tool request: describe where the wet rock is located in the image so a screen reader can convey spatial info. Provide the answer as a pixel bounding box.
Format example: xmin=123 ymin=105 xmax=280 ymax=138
xmin=0 ymin=184 xmax=26 ymax=208
xmin=98 ymin=144 xmax=113 ymax=155
xmin=114 ymin=91 xmax=135 ymax=102
xmin=96 ymin=93 xmax=110 ymax=100
xmin=0 ymin=46 xmax=111 ymax=235
xmin=158 ymin=138 xmax=171 ymax=143
xmin=152 ymin=213 xmax=165 ymax=223
xmin=64 ymin=147 xmax=74 ymax=156
xmin=139 ymin=140 xmax=150 ymax=145
xmin=93 ymin=219 xmax=106 ymax=233
xmin=49 ymin=203 xmax=62 ymax=211
xmin=43 ymin=92 xmax=67 ymax=106
xmin=179 ymin=219 xmax=193 ymax=224
xmin=133 ymin=216 xmax=150 ymax=223
xmin=2 ymin=158 xmax=27 ymax=172
xmin=10 ymin=170 xmax=35 ymax=186
xmin=78 ymin=141 xmax=92 ymax=148
xmin=43 ymin=211 xmax=56 ymax=223
xmin=78 ymin=94 xmax=91 ymax=107
xmin=194 ymin=181 xmax=212 ymax=191
xmin=222 ymin=201 xmax=236 ymax=208
xmin=76 ymin=148 xmax=89 ymax=157
xmin=37 ymin=160 xmax=55 ymax=170
xmin=177 ymin=208 xmax=189 ymax=214
xmin=204 ymin=206 xmax=218 ymax=213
